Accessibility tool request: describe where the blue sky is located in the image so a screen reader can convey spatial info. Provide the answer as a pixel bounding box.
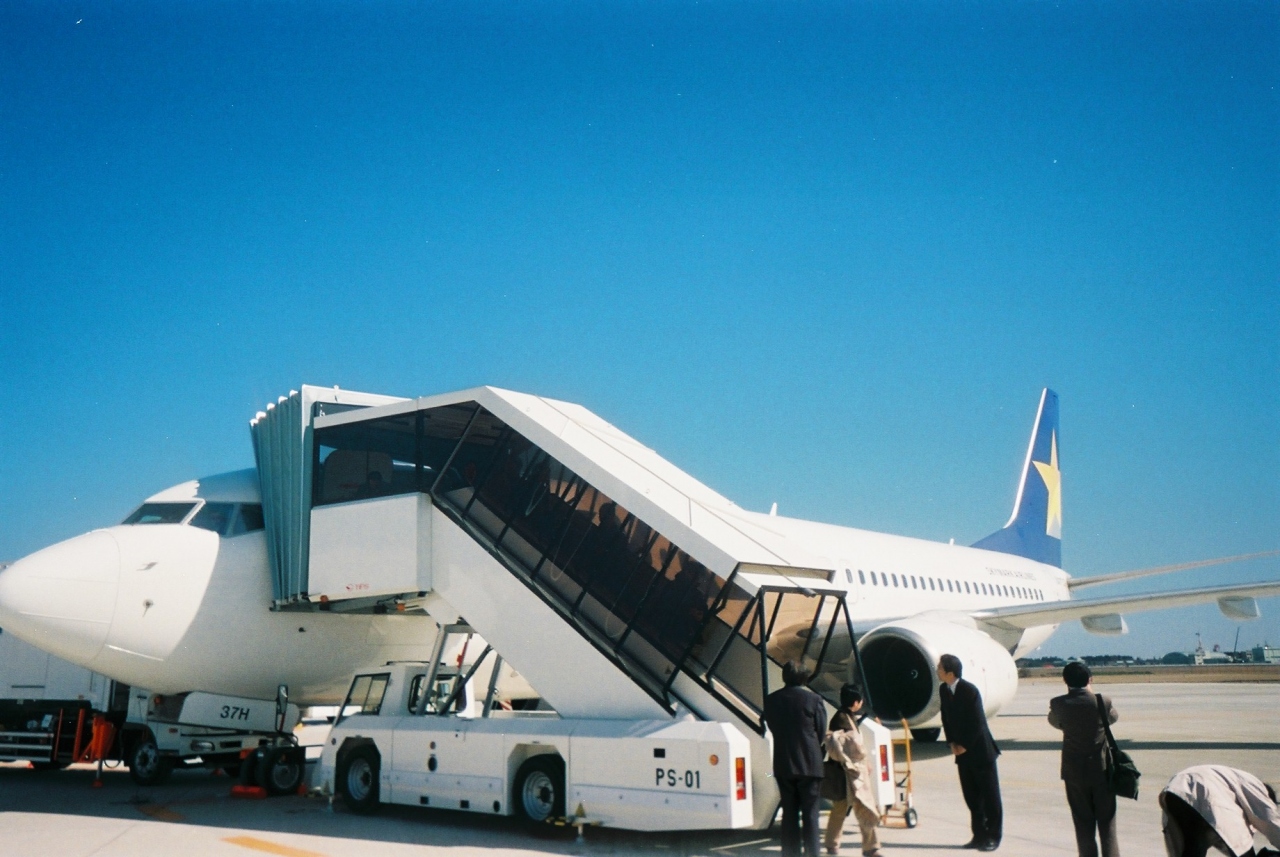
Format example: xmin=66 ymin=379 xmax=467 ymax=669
xmin=1 ymin=1 xmax=1276 ymax=658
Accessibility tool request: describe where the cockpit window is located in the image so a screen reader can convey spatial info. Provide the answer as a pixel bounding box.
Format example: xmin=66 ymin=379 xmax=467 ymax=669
xmin=122 ymin=503 xmax=197 ymax=525
xmin=236 ymin=504 xmax=265 ymax=534
xmin=122 ymin=500 xmax=265 ymax=536
xmin=190 ymin=502 xmax=236 ymax=535
xmin=189 ymin=503 xmax=267 ymax=537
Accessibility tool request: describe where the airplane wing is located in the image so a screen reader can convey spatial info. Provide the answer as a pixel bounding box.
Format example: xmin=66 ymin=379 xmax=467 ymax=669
xmin=1067 ymin=550 xmax=1279 ymax=591
xmin=972 ymin=579 xmax=1280 ymax=631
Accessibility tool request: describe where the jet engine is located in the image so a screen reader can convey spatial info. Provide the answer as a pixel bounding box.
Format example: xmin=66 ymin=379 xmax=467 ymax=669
xmin=858 ymin=617 xmax=1018 ymax=727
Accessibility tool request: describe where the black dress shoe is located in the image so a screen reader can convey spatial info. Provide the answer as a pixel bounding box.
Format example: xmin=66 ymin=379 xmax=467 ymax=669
xmin=977 ymin=841 xmax=1000 ymax=852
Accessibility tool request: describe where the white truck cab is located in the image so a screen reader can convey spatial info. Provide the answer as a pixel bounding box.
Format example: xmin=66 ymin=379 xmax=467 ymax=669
xmin=318 ymin=626 xmax=756 ymax=832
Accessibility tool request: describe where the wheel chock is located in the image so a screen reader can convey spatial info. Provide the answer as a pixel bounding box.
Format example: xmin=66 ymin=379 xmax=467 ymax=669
xmin=230 ymin=785 xmax=268 ymax=799
xmin=547 ymin=807 xmax=602 ymax=843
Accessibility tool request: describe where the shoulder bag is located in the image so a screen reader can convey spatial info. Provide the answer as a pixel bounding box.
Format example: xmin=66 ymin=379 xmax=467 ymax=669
xmin=1097 ymin=694 xmax=1140 ymax=800
xmin=822 ymin=757 xmax=846 ymax=801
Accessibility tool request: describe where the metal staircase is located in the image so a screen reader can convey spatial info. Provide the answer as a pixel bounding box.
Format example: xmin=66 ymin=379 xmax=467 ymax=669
xmin=420 ymin=408 xmax=860 ymax=733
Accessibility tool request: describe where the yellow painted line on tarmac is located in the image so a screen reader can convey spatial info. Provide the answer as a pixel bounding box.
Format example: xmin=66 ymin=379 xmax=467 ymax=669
xmin=135 ymin=803 xmax=187 ymax=822
xmin=710 ymin=837 xmax=774 ymax=851
xmin=222 ymin=835 xmax=329 ymax=857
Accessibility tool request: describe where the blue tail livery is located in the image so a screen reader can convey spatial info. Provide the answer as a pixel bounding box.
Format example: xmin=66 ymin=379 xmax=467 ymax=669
xmin=972 ymin=388 xmax=1062 ymax=567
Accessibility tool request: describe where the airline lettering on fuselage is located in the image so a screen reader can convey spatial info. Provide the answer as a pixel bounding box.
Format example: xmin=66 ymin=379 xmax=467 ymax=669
xmin=987 ymin=567 xmax=1036 ymax=581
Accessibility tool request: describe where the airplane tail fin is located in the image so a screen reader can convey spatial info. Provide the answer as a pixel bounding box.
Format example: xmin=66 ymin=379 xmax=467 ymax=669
xmin=971 ymin=388 xmax=1062 ymax=567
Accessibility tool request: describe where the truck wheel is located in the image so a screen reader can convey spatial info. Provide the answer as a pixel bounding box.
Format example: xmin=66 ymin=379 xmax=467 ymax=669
xmin=129 ymin=733 xmax=172 ymax=786
xmin=259 ymin=746 xmax=304 ymax=796
xmin=337 ymin=746 xmax=380 ymax=814
xmin=910 ymin=728 xmax=941 ymax=743
xmin=513 ymin=755 xmax=565 ymax=824
xmin=239 ymin=748 xmax=264 ymax=787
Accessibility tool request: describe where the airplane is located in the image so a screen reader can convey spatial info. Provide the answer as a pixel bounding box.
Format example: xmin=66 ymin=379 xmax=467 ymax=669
xmin=0 ymin=385 xmax=1276 ymax=741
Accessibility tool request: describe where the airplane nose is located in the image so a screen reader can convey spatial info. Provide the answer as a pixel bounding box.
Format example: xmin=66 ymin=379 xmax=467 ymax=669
xmin=0 ymin=530 xmax=120 ymax=664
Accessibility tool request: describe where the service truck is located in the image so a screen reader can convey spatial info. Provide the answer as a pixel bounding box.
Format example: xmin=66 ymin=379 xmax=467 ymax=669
xmin=0 ymin=625 xmax=305 ymax=790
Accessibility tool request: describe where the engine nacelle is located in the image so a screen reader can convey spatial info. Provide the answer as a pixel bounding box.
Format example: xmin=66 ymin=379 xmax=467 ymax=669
xmin=858 ymin=617 xmax=1018 ymax=727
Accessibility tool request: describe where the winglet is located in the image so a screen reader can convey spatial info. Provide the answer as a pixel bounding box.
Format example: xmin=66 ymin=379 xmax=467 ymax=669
xmin=971 ymin=389 xmax=1062 ymax=567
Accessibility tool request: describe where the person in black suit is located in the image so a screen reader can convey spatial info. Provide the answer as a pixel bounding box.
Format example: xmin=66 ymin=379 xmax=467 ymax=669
xmin=937 ymin=653 xmax=1003 ymax=851
xmin=764 ymin=660 xmax=828 ymax=857
xmin=1048 ymin=662 xmax=1119 ymax=857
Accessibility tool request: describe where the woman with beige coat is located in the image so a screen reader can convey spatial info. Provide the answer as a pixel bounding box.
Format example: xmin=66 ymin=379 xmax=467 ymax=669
xmin=823 ymin=685 xmax=884 ymax=856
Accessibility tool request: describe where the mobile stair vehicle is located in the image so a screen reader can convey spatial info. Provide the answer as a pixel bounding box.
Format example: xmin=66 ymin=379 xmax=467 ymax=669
xmin=246 ymin=386 xmax=892 ymax=830
xmin=321 ymin=626 xmax=756 ymax=830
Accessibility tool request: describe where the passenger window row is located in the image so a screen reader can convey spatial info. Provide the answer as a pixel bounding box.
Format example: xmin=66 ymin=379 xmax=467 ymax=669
xmin=852 ymin=567 xmax=1043 ymax=601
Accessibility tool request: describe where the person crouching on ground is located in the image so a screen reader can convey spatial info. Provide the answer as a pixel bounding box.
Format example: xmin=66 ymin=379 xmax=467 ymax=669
xmin=823 ymin=684 xmax=884 ymax=857
xmin=1159 ymin=765 xmax=1280 ymax=857
xmin=1048 ymin=661 xmax=1120 ymax=857
xmin=764 ymin=660 xmax=828 ymax=857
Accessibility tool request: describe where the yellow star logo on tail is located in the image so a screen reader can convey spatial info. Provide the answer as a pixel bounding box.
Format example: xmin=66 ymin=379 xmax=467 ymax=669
xmin=1032 ymin=432 xmax=1062 ymax=538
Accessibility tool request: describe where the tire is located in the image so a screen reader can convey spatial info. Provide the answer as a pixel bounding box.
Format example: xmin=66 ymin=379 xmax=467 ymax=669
xmin=512 ymin=755 xmax=565 ymax=824
xmin=128 ymin=733 xmax=172 ymax=786
xmin=910 ymin=727 xmax=941 ymax=743
xmin=239 ymin=748 xmax=263 ymax=787
xmin=336 ymin=745 xmax=380 ymax=814
xmin=905 ymin=807 xmax=919 ymax=828
xmin=258 ymin=746 xmax=304 ymax=796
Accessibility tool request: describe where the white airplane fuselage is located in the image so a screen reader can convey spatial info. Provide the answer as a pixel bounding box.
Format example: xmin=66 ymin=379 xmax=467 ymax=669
xmin=731 ymin=508 xmax=1068 ymax=657
xmin=0 ymin=470 xmax=1063 ymax=710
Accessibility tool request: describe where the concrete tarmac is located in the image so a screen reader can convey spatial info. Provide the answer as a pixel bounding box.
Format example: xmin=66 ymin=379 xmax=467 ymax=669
xmin=1 ymin=681 xmax=1277 ymax=857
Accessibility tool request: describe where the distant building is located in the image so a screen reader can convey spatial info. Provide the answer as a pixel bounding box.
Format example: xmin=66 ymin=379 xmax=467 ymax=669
xmin=1252 ymin=645 xmax=1280 ymax=664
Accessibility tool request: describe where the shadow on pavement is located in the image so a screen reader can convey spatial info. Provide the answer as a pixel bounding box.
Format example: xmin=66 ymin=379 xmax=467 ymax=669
xmin=0 ymin=765 xmax=781 ymax=856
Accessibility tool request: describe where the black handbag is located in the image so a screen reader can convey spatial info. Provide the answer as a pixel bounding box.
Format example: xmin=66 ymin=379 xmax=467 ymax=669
xmin=1097 ymin=694 xmax=1140 ymax=800
xmin=822 ymin=758 xmax=847 ymax=801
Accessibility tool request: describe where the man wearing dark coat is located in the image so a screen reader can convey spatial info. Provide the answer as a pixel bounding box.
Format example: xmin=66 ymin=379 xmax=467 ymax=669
xmin=937 ymin=654 xmax=1003 ymax=851
xmin=764 ymin=660 xmax=828 ymax=857
xmin=1048 ymin=662 xmax=1120 ymax=857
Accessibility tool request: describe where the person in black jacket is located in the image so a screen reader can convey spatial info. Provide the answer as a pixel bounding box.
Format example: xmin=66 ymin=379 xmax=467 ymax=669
xmin=764 ymin=660 xmax=828 ymax=857
xmin=1048 ymin=662 xmax=1119 ymax=857
xmin=937 ymin=654 xmax=1003 ymax=851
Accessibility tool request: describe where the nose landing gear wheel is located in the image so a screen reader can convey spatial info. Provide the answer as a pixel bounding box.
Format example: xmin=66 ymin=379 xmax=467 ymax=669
xmin=259 ymin=746 xmax=304 ymax=796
